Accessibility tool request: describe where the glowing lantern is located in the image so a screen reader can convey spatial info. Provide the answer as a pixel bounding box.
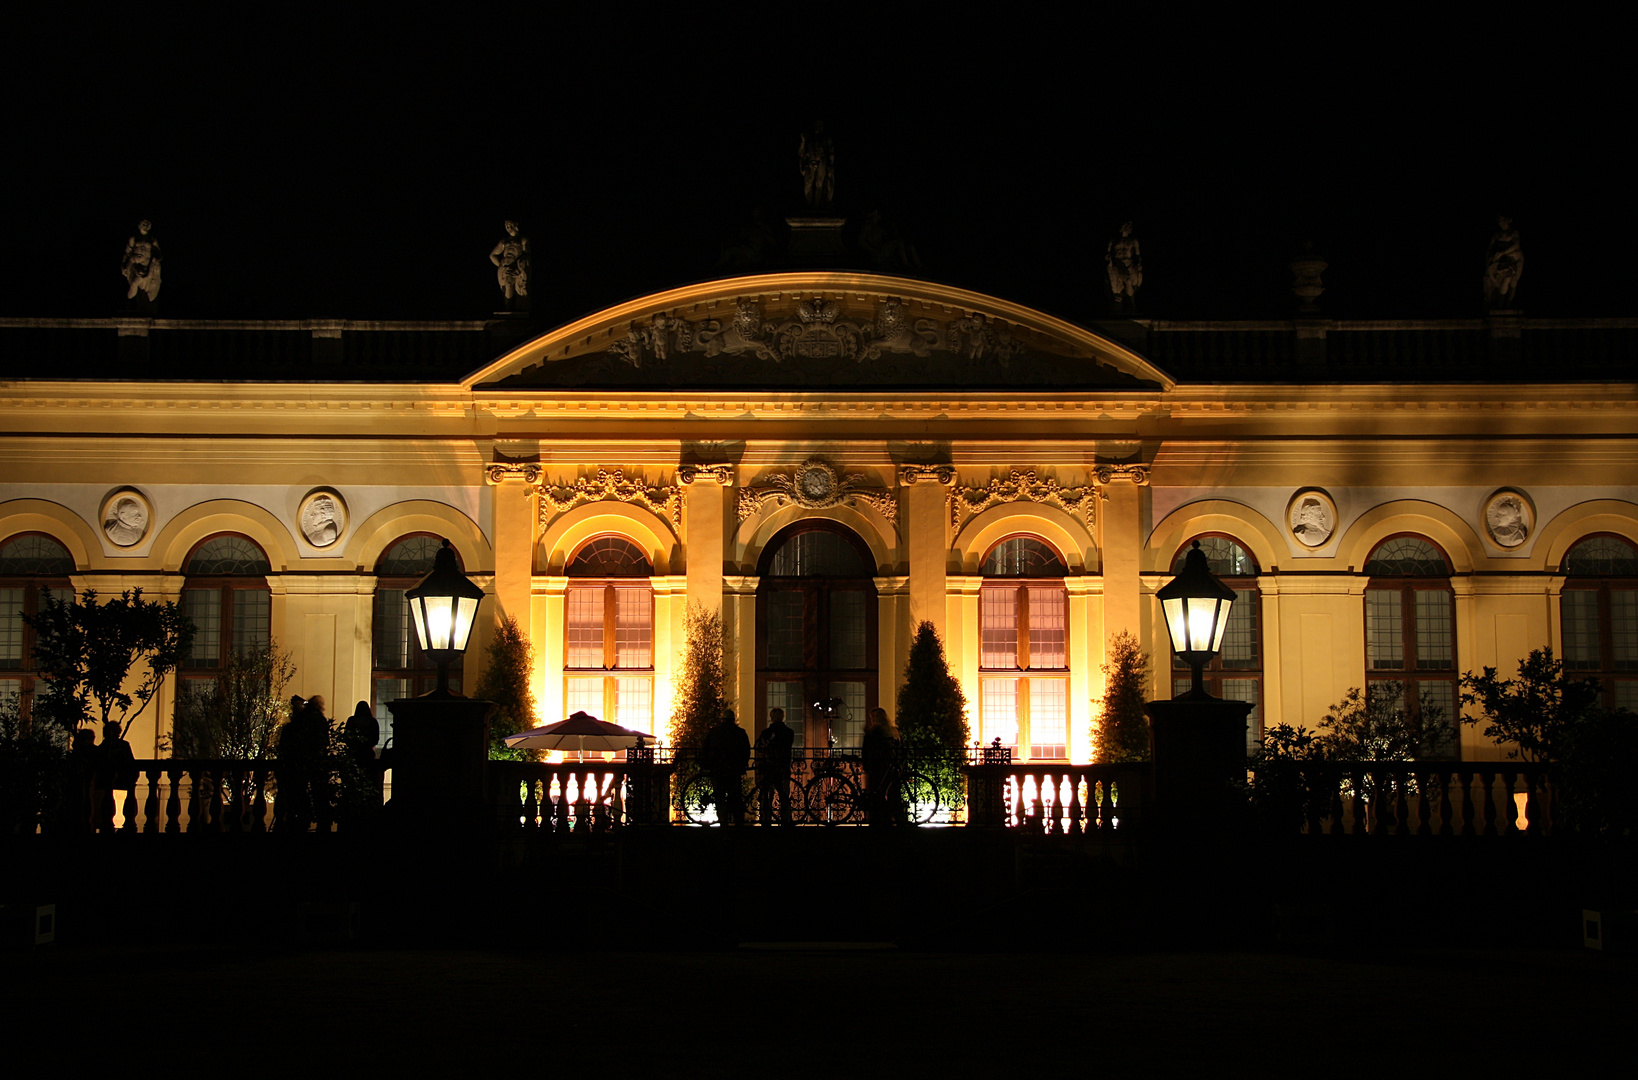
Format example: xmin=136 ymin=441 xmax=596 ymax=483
xmin=404 ymin=538 xmax=485 ymax=693
xmin=1157 ymin=539 xmax=1237 ymax=699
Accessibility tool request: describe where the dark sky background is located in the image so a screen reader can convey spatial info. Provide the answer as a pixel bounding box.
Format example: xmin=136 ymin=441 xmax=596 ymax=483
xmin=4 ymin=12 xmax=1627 ymax=329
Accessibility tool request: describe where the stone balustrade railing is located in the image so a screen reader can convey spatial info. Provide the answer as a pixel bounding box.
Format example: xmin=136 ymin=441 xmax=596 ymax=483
xmin=1278 ymin=762 xmax=1552 ymax=836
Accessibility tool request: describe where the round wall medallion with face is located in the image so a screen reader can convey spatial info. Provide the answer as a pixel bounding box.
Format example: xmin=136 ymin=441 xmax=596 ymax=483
xmin=1287 ymin=488 xmax=1337 ymax=548
xmin=299 ymin=488 xmax=348 ymax=548
xmin=1484 ymin=489 xmax=1533 ymax=548
xmin=101 ymin=488 xmax=152 ymax=547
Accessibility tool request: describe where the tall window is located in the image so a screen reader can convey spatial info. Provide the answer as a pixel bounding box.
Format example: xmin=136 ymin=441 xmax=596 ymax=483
xmin=1364 ymin=535 xmax=1457 ymax=751
xmin=979 ymin=536 xmax=1069 ymax=761
xmin=181 ymin=535 xmax=271 ymax=697
xmin=1171 ymin=536 xmax=1262 ymax=752
xmin=0 ymin=534 xmax=75 ymax=723
xmin=373 ymin=535 xmax=463 ymax=749
xmin=1561 ymin=534 xmax=1638 ymax=713
xmin=564 ymin=536 xmax=654 ymax=744
xmin=756 ymin=525 xmax=878 ymax=750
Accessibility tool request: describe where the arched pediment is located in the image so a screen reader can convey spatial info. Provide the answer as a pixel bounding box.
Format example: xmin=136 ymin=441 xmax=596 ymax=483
xmin=465 ymin=273 xmax=1173 ymax=392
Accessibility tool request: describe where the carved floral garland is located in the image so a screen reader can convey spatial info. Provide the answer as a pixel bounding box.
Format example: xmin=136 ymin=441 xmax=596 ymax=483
xmin=949 ymin=470 xmax=1098 ymax=530
xmin=533 ymin=468 xmax=682 ymax=528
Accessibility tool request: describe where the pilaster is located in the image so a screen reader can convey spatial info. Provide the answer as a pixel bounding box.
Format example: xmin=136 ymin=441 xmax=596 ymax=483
xmin=900 ymin=465 xmax=955 ymax=638
xmin=681 ymin=464 xmax=733 ymax=622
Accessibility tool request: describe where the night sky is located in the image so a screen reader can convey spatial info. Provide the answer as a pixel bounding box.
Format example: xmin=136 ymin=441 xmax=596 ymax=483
xmin=5 ymin=13 xmax=1627 ymax=329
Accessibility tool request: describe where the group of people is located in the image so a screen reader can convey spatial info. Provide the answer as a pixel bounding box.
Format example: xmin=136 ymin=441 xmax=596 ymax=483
xmin=697 ymin=705 xmax=903 ymax=825
xmin=276 ymin=695 xmax=381 ymax=831
xmin=68 ymin=720 xmax=137 ymax=832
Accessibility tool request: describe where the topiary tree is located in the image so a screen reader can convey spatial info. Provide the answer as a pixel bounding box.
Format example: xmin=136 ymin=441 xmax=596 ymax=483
xmin=472 ymin=613 xmax=539 ymax=760
xmin=1095 ymin=631 xmax=1150 ymax=763
xmin=668 ymin=602 xmax=730 ymax=760
xmin=896 ymin=621 xmax=970 ymax=801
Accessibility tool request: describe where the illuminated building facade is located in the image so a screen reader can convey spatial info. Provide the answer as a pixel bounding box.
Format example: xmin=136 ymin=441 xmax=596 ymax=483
xmin=2 ymin=271 xmax=1635 ymax=761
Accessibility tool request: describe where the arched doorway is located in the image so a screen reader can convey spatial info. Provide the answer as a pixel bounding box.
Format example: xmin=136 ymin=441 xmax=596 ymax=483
xmin=755 ymin=522 xmax=878 ymax=749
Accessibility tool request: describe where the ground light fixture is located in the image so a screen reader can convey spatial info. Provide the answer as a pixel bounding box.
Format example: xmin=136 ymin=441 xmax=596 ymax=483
xmin=1156 ymin=539 xmax=1237 ymax=700
xmin=404 ymin=538 xmax=485 ymax=694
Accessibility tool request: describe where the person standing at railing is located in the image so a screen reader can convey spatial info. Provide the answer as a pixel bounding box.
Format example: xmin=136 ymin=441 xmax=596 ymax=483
xmin=755 ymin=708 xmax=796 ymax=826
xmin=862 ymin=707 xmax=902 ymax=826
xmin=701 ymin=709 xmax=750 ymax=825
xmin=94 ymin=720 xmax=136 ymax=833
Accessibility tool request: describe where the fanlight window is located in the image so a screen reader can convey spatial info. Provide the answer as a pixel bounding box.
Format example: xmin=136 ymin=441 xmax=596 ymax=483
xmin=981 ymin=537 xmax=1068 ymax=577
xmin=0 ymin=535 xmax=74 ymax=576
xmin=766 ymin=531 xmax=867 ymax=577
xmin=1364 ymin=537 xmax=1449 ymax=578
xmin=1170 ymin=536 xmax=1262 ymax=751
xmin=566 ymin=536 xmax=652 ymax=577
xmin=979 ymin=535 xmax=1069 ymax=761
xmin=564 ymin=535 xmax=654 ymax=748
xmin=1561 ymin=535 xmax=1638 ymax=712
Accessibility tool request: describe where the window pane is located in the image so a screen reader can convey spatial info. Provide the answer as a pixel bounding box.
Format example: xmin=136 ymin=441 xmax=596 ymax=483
xmin=830 ymin=681 xmax=866 ymax=748
xmin=1173 ymin=536 xmax=1256 ymax=577
xmin=187 ymin=536 xmax=271 ymax=576
xmin=378 ymin=536 xmax=445 ymax=576
xmin=829 ymin=591 xmax=866 ymax=670
xmin=615 ymin=588 xmax=652 ymax=668
xmin=1612 ymin=589 xmax=1638 ymax=672
xmin=1365 ymin=537 xmax=1448 ymax=577
xmin=982 ymin=537 xmax=1066 ymax=576
xmin=1414 ymin=591 xmax=1454 ymax=670
xmin=981 ymin=677 xmax=1019 ymax=749
xmin=565 ymin=676 xmax=605 ymax=719
xmin=1562 ymin=590 xmax=1602 ymax=670
xmin=0 ymin=588 xmax=22 ymax=667
xmin=375 ymin=589 xmax=412 ymax=669
xmin=233 ymin=590 xmax=270 ymax=656
xmin=1221 ymin=678 xmax=1260 ymax=753
xmin=0 ymin=677 xmax=21 ymax=711
xmin=1614 ymin=681 xmax=1638 ymax=713
xmin=766 ymin=681 xmax=806 ymax=750
xmin=1028 ymin=677 xmax=1067 ymax=760
xmin=1366 ymin=590 xmax=1403 ymax=671
xmin=765 ymin=590 xmax=805 ymax=670
xmin=184 ymin=589 xmax=221 ymax=668
xmin=1564 ymin=536 xmax=1638 ymax=577
xmin=768 ymin=532 xmax=866 ymax=576
xmin=374 ymin=678 xmax=411 ymax=750
xmin=1027 ymin=588 xmax=1066 ymax=670
xmin=615 ymin=677 xmax=652 ymax=735
xmin=1417 ymin=681 xmax=1457 ymax=755
xmin=566 ymin=588 xmax=605 ymax=668
xmin=567 ymin=536 xmax=652 ymax=577
xmin=981 ymin=587 xmax=1018 ymax=669
xmin=1220 ymin=588 xmax=1258 ymax=668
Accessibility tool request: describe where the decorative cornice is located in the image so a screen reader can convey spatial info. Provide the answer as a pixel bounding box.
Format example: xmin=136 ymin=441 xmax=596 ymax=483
xmin=949 ymin=469 xmax=1096 ymax=531
xmin=737 ymin=457 xmax=897 ymax=524
xmin=898 ymin=464 xmax=956 ymax=487
xmin=534 ymin=468 xmax=682 ymax=527
xmin=485 ymin=462 xmax=542 ymax=485
xmin=1092 ymin=463 xmax=1150 ymax=486
xmin=677 ymin=463 xmax=735 ymax=486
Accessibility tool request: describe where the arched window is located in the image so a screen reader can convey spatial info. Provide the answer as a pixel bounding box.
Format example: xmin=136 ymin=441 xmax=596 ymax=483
xmin=1364 ymin=535 xmax=1457 ymax=752
xmin=564 ymin=536 xmax=654 ymax=747
xmin=756 ymin=524 xmax=878 ymax=750
xmin=182 ymin=534 xmax=271 ymax=685
xmin=980 ymin=536 xmax=1069 ymax=761
xmin=372 ymin=535 xmax=463 ymax=749
xmin=1171 ymin=536 xmax=1262 ymax=752
xmin=0 ymin=534 xmax=75 ymax=723
xmin=1561 ymin=534 xmax=1638 ymax=712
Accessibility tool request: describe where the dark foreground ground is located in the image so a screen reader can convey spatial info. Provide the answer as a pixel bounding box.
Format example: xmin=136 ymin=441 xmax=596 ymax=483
xmin=7 ymin=826 xmax=1635 ymax=1071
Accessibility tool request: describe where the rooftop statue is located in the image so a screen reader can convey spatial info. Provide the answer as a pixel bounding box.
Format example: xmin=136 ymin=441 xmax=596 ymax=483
xmin=121 ymin=219 xmax=162 ymax=309
xmin=799 ymin=122 xmax=836 ymax=210
xmin=490 ymin=219 xmax=530 ymax=312
xmin=1105 ymin=221 xmax=1142 ymax=314
xmin=1484 ymin=215 xmax=1523 ymax=310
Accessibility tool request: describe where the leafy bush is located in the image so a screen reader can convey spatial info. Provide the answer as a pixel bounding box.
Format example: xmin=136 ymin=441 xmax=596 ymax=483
xmin=896 ymin=621 xmax=970 ymax=806
xmin=1247 ymin=722 xmax=1328 ymax=833
xmin=1317 ymin=683 xmax=1455 ymax=761
xmin=23 ymin=588 xmax=192 ymax=734
xmin=0 ymin=703 xmax=70 ymax=834
xmin=1095 ymin=631 xmax=1150 ymax=763
xmin=1460 ymin=648 xmax=1602 ymax=762
xmin=167 ymin=641 xmax=295 ymax=760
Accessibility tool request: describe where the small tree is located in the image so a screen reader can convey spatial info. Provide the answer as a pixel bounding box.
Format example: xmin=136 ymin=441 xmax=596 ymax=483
xmin=896 ymin=621 xmax=970 ymax=800
xmin=1095 ymin=631 xmax=1150 ymax=763
xmin=1460 ymin=648 xmax=1602 ymax=763
xmin=1317 ymin=683 xmax=1456 ymax=760
xmin=23 ymin=588 xmax=193 ymax=734
xmin=168 ymin=641 xmax=295 ymax=760
xmin=668 ymin=602 xmax=730 ymax=756
xmin=0 ymin=699 xmax=71 ymax=834
xmin=473 ymin=614 xmax=539 ymax=760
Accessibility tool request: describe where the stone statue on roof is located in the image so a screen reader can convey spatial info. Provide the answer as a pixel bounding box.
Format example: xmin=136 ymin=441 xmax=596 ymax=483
xmin=490 ymin=219 xmax=531 ymax=312
xmin=799 ymin=122 xmax=835 ymax=210
xmin=1105 ymin=221 xmax=1142 ymax=314
xmin=1483 ymin=215 xmax=1523 ymax=310
xmin=121 ymin=219 xmax=162 ymax=309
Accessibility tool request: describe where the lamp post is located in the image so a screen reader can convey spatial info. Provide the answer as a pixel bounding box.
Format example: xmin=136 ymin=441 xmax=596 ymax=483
xmin=1145 ymin=539 xmax=1253 ymax=833
xmin=385 ymin=538 xmax=494 ymax=829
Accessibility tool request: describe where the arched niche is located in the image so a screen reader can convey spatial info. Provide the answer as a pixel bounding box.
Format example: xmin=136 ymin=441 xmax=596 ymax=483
xmin=736 ymin=501 xmax=894 ymax=577
xmin=0 ymin=499 xmax=98 ymax=570
xmin=154 ymin=500 xmax=298 ymax=574
xmin=1535 ymin=500 xmax=1638 ymax=572
xmin=1147 ymin=500 xmax=1284 ymax=575
xmin=540 ymin=502 xmax=675 ymax=576
xmin=349 ymin=501 xmax=490 ymax=575
xmin=1336 ymin=500 xmax=1483 ymax=575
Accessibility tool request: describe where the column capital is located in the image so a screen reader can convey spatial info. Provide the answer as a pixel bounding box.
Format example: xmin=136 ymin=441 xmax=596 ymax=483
xmin=1092 ymin=463 xmax=1150 ymax=487
xmin=898 ymin=464 xmax=956 ymax=487
xmin=485 ymin=462 xmax=541 ymax=485
xmin=678 ymin=463 xmax=735 ymax=486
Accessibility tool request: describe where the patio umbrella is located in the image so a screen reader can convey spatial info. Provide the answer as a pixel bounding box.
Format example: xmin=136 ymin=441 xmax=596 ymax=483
xmin=503 ymin=711 xmax=651 ymax=756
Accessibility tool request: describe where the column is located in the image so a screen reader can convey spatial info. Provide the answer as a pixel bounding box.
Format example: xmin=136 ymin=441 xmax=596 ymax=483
xmin=484 ymin=463 xmax=538 ymax=632
xmin=900 ymin=465 xmax=955 ymax=639
xmin=1096 ymin=464 xmax=1149 ymax=648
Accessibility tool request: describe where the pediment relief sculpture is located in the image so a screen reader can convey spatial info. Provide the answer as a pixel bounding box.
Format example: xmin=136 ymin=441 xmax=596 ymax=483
xmin=737 ymin=458 xmax=897 ymax=524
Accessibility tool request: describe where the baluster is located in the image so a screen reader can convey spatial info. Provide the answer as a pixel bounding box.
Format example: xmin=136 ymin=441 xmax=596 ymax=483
xmin=1434 ymin=769 xmax=1454 ymax=836
xmin=227 ymin=766 xmax=245 ymax=832
xmin=548 ymin=772 xmax=564 ymax=833
xmin=521 ymin=777 xmax=539 ymax=829
xmin=165 ymin=765 xmax=182 ymax=833
xmin=1325 ymin=767 xmax=1345 ymax=837
xmin=1349 ymin=767 xmax=1367 ymax=836
xmin=142 ymin=765 xmax=161 ymax=833
xmin=1504 ymin=770 xmax=1520 ymax=834
xmin=1393 ymin=770 xmax=1410 ymax=836
xmin=1413 ymin=770 xmax=1431 ymax=836
xmin=251 ymin=766 xmax=269 ymax=833
xmin=1457 ymin=769 xmax=1476 ymax=836
xmin=209 ymin=767 xmax=227 ymax=832
xmin=576 ymin=772 xmax=593 ymax=831
xmin=1066 ymin=772 xmax=1084 ymax=837
xmin=184 ymin=766 xmax=204 ymax=833
xmin=611 ymin=775 xmax=626 ymax=828
xmin=1480 ymin=768 xmax=1498 ymax=836
xmin=1522 ymin=771 xmax=1541 ymax=835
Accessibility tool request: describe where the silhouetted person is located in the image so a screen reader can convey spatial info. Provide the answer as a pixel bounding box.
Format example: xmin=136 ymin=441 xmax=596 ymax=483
xmin=278 ymin=694 xmax=328 ymax=831
xmin=95 ymin=720 xmax=136 ymax=832
xmin=754 ymin=707 xmax=796 ymax=825
xmin=701 ymin=709 xmax=750 ymax=825
xmin=862 ymin=707 xmax=902 ymax=825
xmin=343 ymin=700 xmax=378 ymax=769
